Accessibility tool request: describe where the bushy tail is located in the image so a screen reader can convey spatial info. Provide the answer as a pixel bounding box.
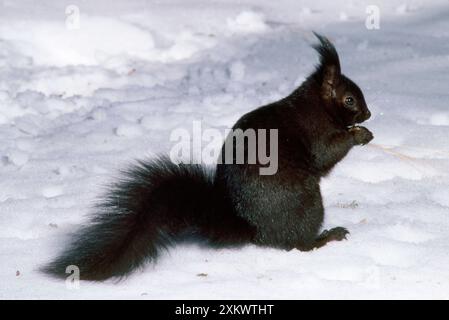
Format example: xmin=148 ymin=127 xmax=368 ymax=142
xmin=42 ymin=156 xmax=254 ymax=281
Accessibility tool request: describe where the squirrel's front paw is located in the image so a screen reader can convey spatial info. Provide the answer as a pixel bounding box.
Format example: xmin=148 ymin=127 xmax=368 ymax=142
xmin=348 ymin=126 xmax=373 ymax=145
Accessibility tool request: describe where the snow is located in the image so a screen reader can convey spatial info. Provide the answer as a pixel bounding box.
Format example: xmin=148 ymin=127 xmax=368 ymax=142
xmin=1 ymin=0 xmax=449 ymax=299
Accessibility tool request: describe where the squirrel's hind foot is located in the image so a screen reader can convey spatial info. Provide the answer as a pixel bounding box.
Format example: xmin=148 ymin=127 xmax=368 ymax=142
xmin=296 ymin=227 xmax=349 ymax=251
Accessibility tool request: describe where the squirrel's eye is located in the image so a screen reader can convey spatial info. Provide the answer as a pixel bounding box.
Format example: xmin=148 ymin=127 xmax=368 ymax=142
xmin=344 ymin=96 xmax=355 ymax=106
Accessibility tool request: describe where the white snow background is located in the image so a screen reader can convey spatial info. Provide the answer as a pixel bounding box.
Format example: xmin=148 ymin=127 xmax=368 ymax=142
xmin=1 ymin=0 xmax=449 ymax=299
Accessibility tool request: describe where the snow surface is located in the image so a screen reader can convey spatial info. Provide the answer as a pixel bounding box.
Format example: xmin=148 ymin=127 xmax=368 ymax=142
xmin=1 ymin=0 xmax=449 ymax=299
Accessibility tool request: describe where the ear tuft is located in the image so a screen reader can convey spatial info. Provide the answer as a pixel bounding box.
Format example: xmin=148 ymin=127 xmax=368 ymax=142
xmin=311 ymin=32 xmax=341 ymax=100
xmin=312 ymin=32 xmax=341 ymax=74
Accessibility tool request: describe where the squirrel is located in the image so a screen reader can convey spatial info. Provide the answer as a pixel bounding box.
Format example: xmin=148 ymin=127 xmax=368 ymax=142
xmin=42 ymin=33 xmax=373 ymax=281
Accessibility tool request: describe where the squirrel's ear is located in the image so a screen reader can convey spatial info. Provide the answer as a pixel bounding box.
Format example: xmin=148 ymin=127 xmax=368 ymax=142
xmin=322 ymin=65 xmax=339 ymax=100
xmin=311 ymin=32 xmax=341 ymax=100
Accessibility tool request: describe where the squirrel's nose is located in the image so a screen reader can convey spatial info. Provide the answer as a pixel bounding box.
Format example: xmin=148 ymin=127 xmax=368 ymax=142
xmin=365 ymin=110 xmax=371 ymax=120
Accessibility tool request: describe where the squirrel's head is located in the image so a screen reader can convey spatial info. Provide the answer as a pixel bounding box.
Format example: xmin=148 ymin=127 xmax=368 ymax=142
xmin=310 ymin=33 xmax=371 ymax=127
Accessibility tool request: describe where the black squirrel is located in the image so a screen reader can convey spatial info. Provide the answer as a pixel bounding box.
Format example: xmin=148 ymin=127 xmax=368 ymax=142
xmin=42 ymin=33 xmax=373 ymax=281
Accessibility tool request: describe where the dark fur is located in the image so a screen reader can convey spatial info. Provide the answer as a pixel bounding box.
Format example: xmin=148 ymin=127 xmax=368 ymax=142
xmin=42 ymin=34 xmax=373 ymax=281
xmin=42 ymin=157 xmax=255 ymax=280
